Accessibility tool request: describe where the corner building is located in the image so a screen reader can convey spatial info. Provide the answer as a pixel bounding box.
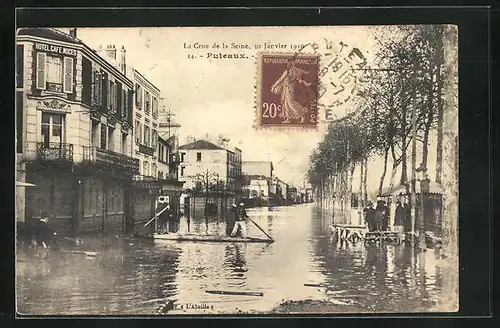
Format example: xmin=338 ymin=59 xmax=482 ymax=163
xmin=16 ymin=28 xmax=138 ymax=235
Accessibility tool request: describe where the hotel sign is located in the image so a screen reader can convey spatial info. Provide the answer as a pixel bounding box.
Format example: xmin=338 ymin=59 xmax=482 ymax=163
xmin=35 ymin=42 xmax=77 ymax=56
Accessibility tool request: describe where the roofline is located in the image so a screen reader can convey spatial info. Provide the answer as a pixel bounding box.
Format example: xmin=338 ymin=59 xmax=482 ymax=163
xmin=133 ymin=70 xmax=161 ymax=95
xmin=17 ymin=32 xmax=133 ymax=88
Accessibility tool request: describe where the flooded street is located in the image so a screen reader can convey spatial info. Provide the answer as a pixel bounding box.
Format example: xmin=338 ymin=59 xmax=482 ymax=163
xmin=16 ymin=203 xmax=450 ymax=315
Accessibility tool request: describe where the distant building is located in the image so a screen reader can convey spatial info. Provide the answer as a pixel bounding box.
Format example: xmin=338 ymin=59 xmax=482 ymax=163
xmin=242 ymin=161 xmax=273 ymax=179
xmin=178 ymin=139 xmax=242 ymax=193
xmin=274 ymin=177 xmax=289 ymax=202
xmin=242 ymin=175 xmax=271 ymax=200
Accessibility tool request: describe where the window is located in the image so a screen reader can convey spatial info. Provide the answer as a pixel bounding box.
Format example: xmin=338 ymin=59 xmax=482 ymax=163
xmin=142 ymin=125 xmax=151 ymax=147
xmin=135 ymin=120 xmax=141 ymax=143
xmin=135 ymin=84 xmax=142 ymax=109
xmin=121 ymin=133 xmax=128 ymax=155
xmin=180 ymin=152 xmax=185 ymax=162
xmin=108 ymin=127 xmax=115 ymax=152
xmin=46 ymin=55 xmax=63 ymax=85
xmin=36 ymin=53 xmax=74 ymax=93
xmin=116 ymin=82 xmax=122 ymax=115
xmin=152 ymin=129 xmax=157 ymax=150
xmin=16 ymin=92 xmax=23 ymax=153
xmin=152 ymin=97 xmax=158 ymax=118
xmin=197 ymin=152 xmax=202 ymax=162
xmin=91 ymin=121 xmax=99 ymax=147
xmin=152 ymin=163 xmax=157 ymax=178
xmin=159 ymin=144 xmax=165 ymax=163
xmin=41 ymin=113 xmax=64 ymax=147
xmin=91 ymin=69 xmax=102 ymax=106
xmin=120 ymin=88 xmax=126 ymax=118
xmin=180 ymin=167 xmax=185 ymax=177
xmin=109 ymin=80 xmax=115 ymax=112
xmin=143 ymin=161 xmax=149 ymax=177
xmin=100 ymin=124 xmax=107 ymax=149
xmin=145 ymin=91 xmax=151 ymax=115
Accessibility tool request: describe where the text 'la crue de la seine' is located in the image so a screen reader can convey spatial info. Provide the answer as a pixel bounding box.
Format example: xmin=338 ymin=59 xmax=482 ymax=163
xmin=183 ymin=41 xmax=307 ymax=59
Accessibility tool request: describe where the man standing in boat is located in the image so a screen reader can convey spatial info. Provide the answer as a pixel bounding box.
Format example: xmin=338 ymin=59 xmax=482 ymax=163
xmin=230 ymin=203 xmax=248 ymax=238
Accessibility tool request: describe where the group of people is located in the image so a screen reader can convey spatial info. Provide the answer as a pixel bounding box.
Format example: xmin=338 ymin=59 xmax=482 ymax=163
xmin=363 ymin=197 xmax=412 ymax=233
xmin=158 ymin=201 xmax=250 ymax=238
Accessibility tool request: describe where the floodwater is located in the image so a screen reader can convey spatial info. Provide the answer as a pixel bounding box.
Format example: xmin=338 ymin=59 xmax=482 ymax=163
xmin=16 ymin=203 xmax=452 ymax=315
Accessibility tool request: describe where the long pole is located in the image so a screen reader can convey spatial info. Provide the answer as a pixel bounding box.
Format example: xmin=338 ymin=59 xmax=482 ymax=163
xmin=249 ymin=218 xmax=273 ymax=241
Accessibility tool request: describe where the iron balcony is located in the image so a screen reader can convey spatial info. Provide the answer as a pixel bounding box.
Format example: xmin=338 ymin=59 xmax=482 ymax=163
xmin=82 ymin=146 xmax=140 ymax=175
xmin=36 ymin=142 xmax=74 ymax=162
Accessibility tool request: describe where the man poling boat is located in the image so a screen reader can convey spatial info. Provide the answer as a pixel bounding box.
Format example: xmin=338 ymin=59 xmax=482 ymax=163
xmin=149 ymin=202 xmax=274 ymax=243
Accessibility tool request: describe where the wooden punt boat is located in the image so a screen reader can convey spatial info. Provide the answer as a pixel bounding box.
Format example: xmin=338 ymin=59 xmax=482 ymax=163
xmin=151 ymin=233 xmax=274 ymax=243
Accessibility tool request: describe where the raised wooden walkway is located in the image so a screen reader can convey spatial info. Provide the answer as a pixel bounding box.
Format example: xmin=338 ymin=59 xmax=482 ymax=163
xmin=331 ymin=224 xmax=367 ymax=243
xmin=331 ymin=224 xmax=411 ymax=244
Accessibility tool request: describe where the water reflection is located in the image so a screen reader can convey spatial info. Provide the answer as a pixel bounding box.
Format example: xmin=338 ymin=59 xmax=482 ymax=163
xmin=17 ymin=203 xmax=449 ymax=315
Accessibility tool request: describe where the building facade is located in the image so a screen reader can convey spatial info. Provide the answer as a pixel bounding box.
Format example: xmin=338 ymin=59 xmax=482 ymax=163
xmin=242 ymin=161 xmax=274 ymax=179
xmin=16 ymin=28 xmax=138 ymax=235
xmin=97 ymin=45 xmax=185 ymax=226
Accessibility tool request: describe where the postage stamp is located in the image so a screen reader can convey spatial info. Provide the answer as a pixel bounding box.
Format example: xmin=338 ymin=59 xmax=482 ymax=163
xmin=256 ymin=53 xmax=319 ymax=128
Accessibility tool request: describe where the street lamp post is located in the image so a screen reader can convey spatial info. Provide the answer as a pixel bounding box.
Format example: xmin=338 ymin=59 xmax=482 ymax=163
xmin=416 ymin=164 xmax=428 ymax=249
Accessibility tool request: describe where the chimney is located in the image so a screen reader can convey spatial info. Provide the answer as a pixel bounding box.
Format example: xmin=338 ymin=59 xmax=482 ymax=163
xmin=119 ymin=46 xmax=126 ymax=75
xmin=69 ymin=28 xmax=77 ymax=39
xmin=106 ymin=45 xmax=117 ymax=60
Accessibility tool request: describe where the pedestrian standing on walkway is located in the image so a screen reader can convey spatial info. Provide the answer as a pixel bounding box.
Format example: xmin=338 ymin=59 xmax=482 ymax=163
xmin=403 ymin=201 xmax=412 ymax=233
xmin=394 ymin=201 xmax=405 ymax=236
xmin=363 ymin=201 xmax=376 ymax=232
xmin=382 ymin=200 xmax=390 ymax=231
xmin=374 ymin=197 xmax=385 ymax=231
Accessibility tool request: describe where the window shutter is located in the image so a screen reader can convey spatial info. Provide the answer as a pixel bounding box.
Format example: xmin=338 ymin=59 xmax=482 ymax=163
xmin=63 ymin=57 xmax=74 ymax=93
xmin=102 ymin=71 xmax=108 ymax=110
xmin=36 ymin=52 xmax=46 ymax=90
xmin=127 ymin=90 xmax=133 ymax=121
xmin=92 ymin=71 xmax=97 ymax=105
xmin=82 ymin=57 xmax=92 ymax=105
xmin=16 ymin=45 xmax=24 ymax=89
xmin=117 ymin=82 xmax=122 ymax=114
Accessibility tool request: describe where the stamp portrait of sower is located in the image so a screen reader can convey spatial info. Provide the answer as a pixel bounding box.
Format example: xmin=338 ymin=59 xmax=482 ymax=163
xmin=258 ymin=54 xmax=319 ymax=128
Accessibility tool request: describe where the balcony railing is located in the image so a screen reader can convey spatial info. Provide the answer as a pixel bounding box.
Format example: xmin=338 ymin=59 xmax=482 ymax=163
xmin=138 ymin=143 xmax=155 ymax=156
xmin=82 ymin=146 xmax=140 ymax=174
xmin=37 ymin=142 xmax=73 ymax=161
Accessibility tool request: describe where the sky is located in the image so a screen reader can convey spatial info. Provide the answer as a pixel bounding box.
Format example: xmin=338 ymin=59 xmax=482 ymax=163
xmin=74 ymin=26 xmax=440 ymax=190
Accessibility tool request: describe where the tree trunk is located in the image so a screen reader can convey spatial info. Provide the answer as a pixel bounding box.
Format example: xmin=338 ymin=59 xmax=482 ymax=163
xmin=346 ymin=163 xmax=355 ymax=224
xmin=378 ymin=147 xmax=389 ymax=196
xmin=435 ymin=66 xmax=444 ymax=184
xmin=363 ymin=156 xmax=368 ymax=204
xmin=422 ymin=67 xmax=436 ymax=169
xmin=399 ymin=76 xmax=408 ymax=187
xmin=389 ymin=142 xmax=400 ymax=192
xmin=440 ymin=24 xmax=459 ymax=312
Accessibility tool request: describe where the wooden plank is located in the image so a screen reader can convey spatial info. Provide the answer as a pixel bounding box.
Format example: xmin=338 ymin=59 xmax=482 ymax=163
xmin=205 ymin=290 xmax=263 ymax=297
xmin=152 ymin=233 xmax=274 ymax=244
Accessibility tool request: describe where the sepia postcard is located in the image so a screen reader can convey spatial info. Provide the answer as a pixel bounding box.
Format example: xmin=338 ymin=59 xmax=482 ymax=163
xmin=15 ymin=25 xmax=458 ymax=315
